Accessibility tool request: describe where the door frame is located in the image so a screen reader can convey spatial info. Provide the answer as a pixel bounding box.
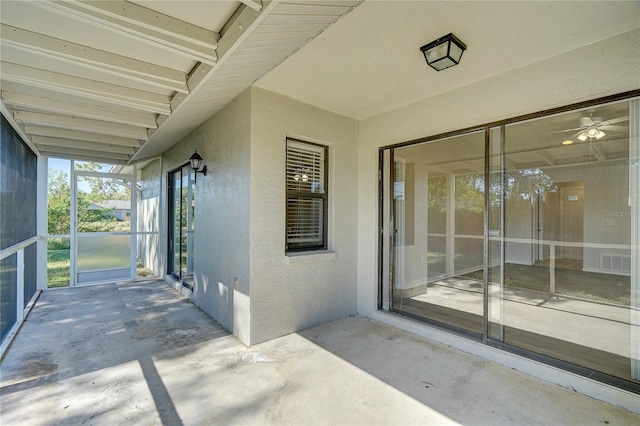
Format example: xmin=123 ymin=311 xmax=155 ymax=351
xmin=71 ymin=169 xmax=136 ymax=287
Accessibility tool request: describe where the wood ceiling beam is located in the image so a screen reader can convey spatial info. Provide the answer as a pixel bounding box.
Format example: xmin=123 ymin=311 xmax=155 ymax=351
xmin=32 ymin=136 xmax=137 ymax=155
xmin=24 ymin=126 xmax=141 ymax=148
xmin=2 ymin=92 xmax=157 ymax=129
xmin=0 ymin=24 xmax=189 ymax=93
xmin=14 ymin=111 xmax=149 ymax=140
xmin=1 ymin=62 xmax=171 ymax=115
xmin=35 ymin=0 xmax=218 ymax=65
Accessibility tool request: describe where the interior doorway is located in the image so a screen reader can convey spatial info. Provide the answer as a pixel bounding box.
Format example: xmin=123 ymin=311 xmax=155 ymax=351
xmin=558 ymin=182 xmax=584 ymax=264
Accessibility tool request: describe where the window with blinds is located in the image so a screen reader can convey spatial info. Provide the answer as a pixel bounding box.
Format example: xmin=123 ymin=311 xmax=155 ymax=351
xmin=286 ymin=139 xmax=328 ymax=252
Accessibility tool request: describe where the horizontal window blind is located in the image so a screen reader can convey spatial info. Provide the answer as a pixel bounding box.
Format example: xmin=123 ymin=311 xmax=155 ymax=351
xmin=286 ymin=139 xmax=328 ymax=252
xmin=286 ymin=140 xmax=325 ymax=194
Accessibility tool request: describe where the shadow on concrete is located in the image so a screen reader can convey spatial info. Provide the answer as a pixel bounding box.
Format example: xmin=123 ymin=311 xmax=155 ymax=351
xmin=0 ymin=278 xmax=230 ymax=425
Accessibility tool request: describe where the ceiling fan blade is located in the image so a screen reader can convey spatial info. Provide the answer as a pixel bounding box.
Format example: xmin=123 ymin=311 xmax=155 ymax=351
xmin=546 ymin=126 xmax=583 ymax=134
xmin=603 ymin=116 xmax=629 ymax=125
xmin=600 ymin=125 xmax=627 ymax=132
xmin=580 ymin=117 xmax=594 ymax=126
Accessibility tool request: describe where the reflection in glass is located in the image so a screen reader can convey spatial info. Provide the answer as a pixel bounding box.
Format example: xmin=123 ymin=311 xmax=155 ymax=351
xmin=168 ymin=165 xmax=195 ymax=280
xmin=381 ymin=96 xmax=639 ymax=388
xmin=488 ymin=99 xmax=638 ymax=384
xmin=389 ymin=131 xmax=486 ymax=335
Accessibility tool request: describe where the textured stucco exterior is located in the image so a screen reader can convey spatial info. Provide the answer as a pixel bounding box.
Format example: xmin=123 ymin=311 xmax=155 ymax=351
xmin=161 ymin=90 xmax=252 ymax=344
xmin=155 ymin=88 xmax=358 ymax=346
xmin=249 ymin=87 xmax=359 ymax=345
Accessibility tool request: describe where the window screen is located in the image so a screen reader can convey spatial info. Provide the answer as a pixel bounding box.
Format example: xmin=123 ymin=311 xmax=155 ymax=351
xmin=286 ymin=139 xmax=328 ymax=252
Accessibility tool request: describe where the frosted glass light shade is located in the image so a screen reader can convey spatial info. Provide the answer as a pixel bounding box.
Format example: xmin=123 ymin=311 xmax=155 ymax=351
xmin=420 ymin=33 xmax=467 ymax=71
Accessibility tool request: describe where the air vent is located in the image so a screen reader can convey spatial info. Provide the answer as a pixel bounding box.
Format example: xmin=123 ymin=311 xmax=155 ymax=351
xmin=600 ymin=254 xmax=631 ymax=274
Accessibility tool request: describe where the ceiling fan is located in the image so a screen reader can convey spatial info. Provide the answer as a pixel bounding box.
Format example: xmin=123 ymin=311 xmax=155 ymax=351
xmin=563 ymin=112 xmax=629 ymax=142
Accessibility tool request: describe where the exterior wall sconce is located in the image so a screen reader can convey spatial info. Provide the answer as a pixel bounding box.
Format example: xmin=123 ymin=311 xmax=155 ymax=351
xmin=420 ymin=33 xmax=467 ymax=71
xmin=189 ymin=148 xmax=207 ymax=178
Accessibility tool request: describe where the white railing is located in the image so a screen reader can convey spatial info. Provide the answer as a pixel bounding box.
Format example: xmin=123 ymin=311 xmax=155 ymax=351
xmin=0 ymin=236 xmax=42 ymax=357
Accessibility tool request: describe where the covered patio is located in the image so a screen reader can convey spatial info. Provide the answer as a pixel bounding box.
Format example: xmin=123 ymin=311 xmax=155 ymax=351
xmin=2 ymin=0 xmax=640 ymax=419
xmin=2 ymin=279 xmax=638 ymax=425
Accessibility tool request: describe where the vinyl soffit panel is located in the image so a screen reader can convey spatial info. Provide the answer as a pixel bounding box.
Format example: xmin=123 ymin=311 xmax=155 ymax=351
xmin=0 ymin=0 xmax=362 ymax=162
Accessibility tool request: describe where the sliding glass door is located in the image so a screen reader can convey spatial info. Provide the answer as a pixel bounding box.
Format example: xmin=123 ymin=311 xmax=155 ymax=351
xmin=168 ymin=165 xmax=195 ymax=283
xmin=388 ymin=131 xmax=486 ymax=335
xmin=380 ymin=94 xmax=639 ymax=391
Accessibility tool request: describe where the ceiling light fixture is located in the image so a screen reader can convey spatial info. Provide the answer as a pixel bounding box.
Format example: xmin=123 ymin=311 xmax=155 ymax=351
xmin=562 ymin=140 xmax=574 ymax=146
xmin=577 ymin=127 xmax=606 ymax=141
xmin=420 ymin=33 xmax=467 ymax=71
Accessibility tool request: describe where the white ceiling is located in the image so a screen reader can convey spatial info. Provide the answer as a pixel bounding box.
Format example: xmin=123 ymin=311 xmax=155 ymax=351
xmin=2 ymin=1 xmax=638 ymax=166
xmin=0 ymin=0 xmax=362 ymax=164
xmin=256 ymin=1 xmax=640 ymax=120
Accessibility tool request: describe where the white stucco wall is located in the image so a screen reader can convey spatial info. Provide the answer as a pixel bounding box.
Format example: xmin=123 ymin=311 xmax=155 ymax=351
xmin=249 ymin=87 xmax=359 ymax=345
xmin=357 ymin=29 xmax=640 ymax=316
xmin=162 ymin=90 xmax=252 ymax=344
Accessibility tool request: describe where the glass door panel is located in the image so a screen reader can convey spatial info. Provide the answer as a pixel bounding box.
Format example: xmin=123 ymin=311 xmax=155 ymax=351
xmin=75 ymin=174 xmax=133 ymax=284
xmin=389 ymin=131 xmax=486 ymax=335
xmin=168 ymin=165 xmax=195 ymax=282
xmin=488 ymin=99 xmax=638 ymax=385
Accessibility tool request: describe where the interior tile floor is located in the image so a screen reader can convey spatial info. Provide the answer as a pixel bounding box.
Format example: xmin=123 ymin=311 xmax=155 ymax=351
xmin=1 ymin=278 xmax=639 ymax=425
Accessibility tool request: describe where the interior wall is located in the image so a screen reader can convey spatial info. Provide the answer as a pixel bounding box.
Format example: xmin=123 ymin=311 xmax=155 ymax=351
xmin=162 ymin=90 xmax=252 ymax=344
xmin=249 ymin=87 xmax=359 ymax=345
xmin=357 ymin=29 xmax=640 ymax=316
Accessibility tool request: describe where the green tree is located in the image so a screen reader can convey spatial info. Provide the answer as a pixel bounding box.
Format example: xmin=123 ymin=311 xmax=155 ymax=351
xmin=48 ymin=169 xmax=71 ymax=235
xmin=48 ymin=169 xmax=118 ymax=234
xmin=76 ymin=162 xmax=131 ymax=201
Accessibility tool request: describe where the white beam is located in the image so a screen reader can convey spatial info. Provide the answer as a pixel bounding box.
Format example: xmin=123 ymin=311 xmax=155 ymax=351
xmin=24 ymin=126 xmax=141 ymax=148
xmin=2 ymin=92 xmax=158 ymax=128
xmin=504 ymin=157 xmax=518 ymax=171
xmin=35 ymin=144 xmax=131 ymax=161
xmin=239 ymin=0 xmax=263 ymax=12
xmin=537 ymin=150 xmax=556 ymax=166
xmin=32 ymin=136 xmax=137 ymax=155
xmin=0 ymin=100 xmax=38 ymax=155
xmin=217 ymin=1 xmax=278 ymax=59
xmin=1 ymin=62 xmax=171 ymax=115
xmin=35 ymin=150 xmax=127 ymax=164
xmin=36 ymin=0 xmax=218 ymax=65
xmin=0 ymin=24 xmax=189 ymax=93
xmin=590 ymin=144 xmax=606 ymax=161
xmin=135 ymin=0 xmax=280 ymax=160
xmin=14 ymin=111 xmax=149 ymax=140
xmin=459 ymin=161 xmax=484 ymax=173
xmin=72 ymin=1 xmax=218 ymax=48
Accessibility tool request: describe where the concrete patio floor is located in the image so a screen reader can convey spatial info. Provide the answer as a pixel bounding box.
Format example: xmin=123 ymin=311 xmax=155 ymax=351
xmin=1 ymin=279 xmax=639 ymax=425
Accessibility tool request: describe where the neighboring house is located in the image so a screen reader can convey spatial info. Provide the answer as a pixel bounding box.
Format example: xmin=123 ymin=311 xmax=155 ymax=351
xmin=86 ymin=200 xmax=131 ymax=221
